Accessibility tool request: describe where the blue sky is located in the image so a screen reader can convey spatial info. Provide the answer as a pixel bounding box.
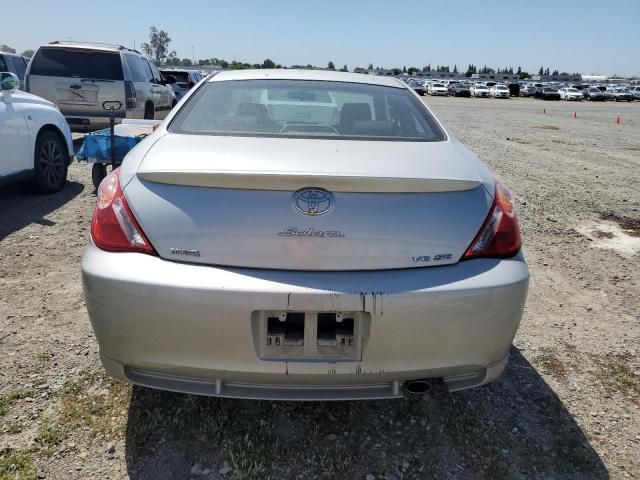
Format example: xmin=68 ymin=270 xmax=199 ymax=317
xmin=4 ymin=0 xmax=639 ymax=75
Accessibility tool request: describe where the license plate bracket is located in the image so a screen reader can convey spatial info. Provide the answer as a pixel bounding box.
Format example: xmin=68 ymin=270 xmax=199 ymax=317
xmin=252 ymin=311 xmax=370 ymax=361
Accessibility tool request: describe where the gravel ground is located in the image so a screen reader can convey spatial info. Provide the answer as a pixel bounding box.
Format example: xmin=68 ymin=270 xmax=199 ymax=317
xmin=1 ymin=96 xmax=639 ymax=480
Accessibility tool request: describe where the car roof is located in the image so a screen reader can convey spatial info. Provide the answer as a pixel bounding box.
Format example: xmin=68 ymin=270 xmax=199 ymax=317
xmin=208 ymin=69 xmax=406 ymax=88
xmin=42 ymin=41 xmax=135 ymax=53
xmin=160 ymin=68 xmax=200 ymax=73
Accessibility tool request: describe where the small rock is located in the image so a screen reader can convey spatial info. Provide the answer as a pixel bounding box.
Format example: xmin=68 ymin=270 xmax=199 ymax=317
xmin=202 ymin=468 xmax=210 ymax=475
xmin=219 ymin=462 xmax=232 ymax=475
xmin=106 ymin=443 xmax=115 ymax=454
xmin=324 ymin=433 xmax=338 ymax=441
xmin=190 ymin=463 xmax=203 ymax=475
xmin=79 ymin=452 xmax=88 ymax=459
xmin=366 ymin=474 xmax=376 ymax=480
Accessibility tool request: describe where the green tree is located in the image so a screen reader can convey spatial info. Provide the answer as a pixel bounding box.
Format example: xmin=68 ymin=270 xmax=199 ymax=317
xmin=0 ymin=44 xmax=16 ymax=53
xmin=367 ymin=63 xmax=373 ymax=70
xmin=453 ymin=64 xmax=458 ymax=74
xmin=181 ymin=58 xmax=192 ymax=66
xmin=517 ymin=66 xmax=522 ymax=75
xmin=327 ymin=61 xmax=335 ymax=70
xmin=538 ymin=67 xmax=544 ymax=75
xmin=21 ymin=49 xmax=35 ymax=58
xmin=262 ymin=58 xmax=276 ymax=69
xmin=141 ymin=26 xmax=176 ymax=65
xmin=340 ymin=64 xmax=349 ymax=72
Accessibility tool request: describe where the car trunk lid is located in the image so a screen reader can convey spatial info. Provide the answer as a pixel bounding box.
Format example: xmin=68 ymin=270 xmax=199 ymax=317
xmin=124 ymin=134 xmax=492 ymax=270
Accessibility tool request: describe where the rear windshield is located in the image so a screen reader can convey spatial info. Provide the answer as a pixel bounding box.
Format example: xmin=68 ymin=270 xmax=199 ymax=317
xmin=170 ymin=79 xmax=445 ymax=141
xmin=162 ymin=71 xmax=190 ymax=83
xmin=30 ymin=47 xmax=123 ymax=80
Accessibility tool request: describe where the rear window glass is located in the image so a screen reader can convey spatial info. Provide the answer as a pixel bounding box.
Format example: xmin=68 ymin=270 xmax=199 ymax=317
xmin=170 ymin=79 xmax=445 ymax=142
xmin=30 ymin=47 xmax=123 ymax=80
xmin=162 ymin=71 xmax=190 ymax=83
xmin=124 ymin=54 xmax=146 ymax=82
xmin=13 ymin=57 xmax=27 ymax=80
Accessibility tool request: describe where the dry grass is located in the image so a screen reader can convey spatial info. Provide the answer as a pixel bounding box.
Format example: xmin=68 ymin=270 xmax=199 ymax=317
xmin=0 ymin=450 xmax=37 ymax=480
xmin=595 ymin=354 xmax=639 ymax=402
xmin=0 ymin=390 xmax=36 ymax=417
xmin=535 ymin=347 xmax=567 ymax=378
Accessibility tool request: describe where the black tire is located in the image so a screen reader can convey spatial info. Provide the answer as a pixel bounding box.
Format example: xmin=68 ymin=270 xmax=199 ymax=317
xmin=33 ymin=131 xmax=68 ymax=194
xmin=92 ymin=163 xmax=108 ymax=190
xmin=144 ymin=103 xmax=155 ymax=120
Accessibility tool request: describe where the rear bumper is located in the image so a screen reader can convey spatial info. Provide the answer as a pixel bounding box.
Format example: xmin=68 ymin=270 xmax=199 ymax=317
xmin=82 ymin=244 xmax=529 ymax=400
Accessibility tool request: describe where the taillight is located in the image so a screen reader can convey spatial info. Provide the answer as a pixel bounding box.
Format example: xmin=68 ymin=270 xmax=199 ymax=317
xmin=463 ymin=181 xmax=521 ymax=259
xmin=124 ymin=81 xmax=137 ymax=109
xmin=91 ymin=169 xmax=155 ymax=254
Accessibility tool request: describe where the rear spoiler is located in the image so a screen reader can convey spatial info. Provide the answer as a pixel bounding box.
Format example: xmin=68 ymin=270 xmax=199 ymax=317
xmin=137 ymin=170 xmax=481 ymax=193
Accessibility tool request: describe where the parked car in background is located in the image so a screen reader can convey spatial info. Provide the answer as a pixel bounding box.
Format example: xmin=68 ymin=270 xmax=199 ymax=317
xmin=25 ymin=42 xmax=177 ymax=131
xmin=0 ymin=51 xmax=30 ymax=84
xmin=602 ymin=87 xmax=616 ymax=101
xmin=507 ymin=83 xmax=520 ymax=97
xmin=427 ymin=82 xmax=448 ymax=96
xmin=631 ymin=86 xmax=640 ymax=100
xmin=520 ymin=84 xmax=537 ymax=97
xmin=82 ymin=69 xmax=528 ymax=401
xmin=611 ymin=88 xmax=633 ymax=102
xmin=160 ymin=68 xmax=204 ymax=101
xmin=583 ymin=87 xmax=606 ymax=101
xmin=407 ymin=78 xmax=426 ymax=96
xmin=535 ymin=87 xmax=561 ymax=100
xmin=490 ymin=84 xmax=510 ymax=98
xmin=558 ymin=87 xmax=583 ymax=101
xmin=470 ymin=84 xmax=490 ymax=97
xmin=0 ymin=72 xmax=73 ymax=192
xmin=448 ymin=83 xmax=471 ymax=97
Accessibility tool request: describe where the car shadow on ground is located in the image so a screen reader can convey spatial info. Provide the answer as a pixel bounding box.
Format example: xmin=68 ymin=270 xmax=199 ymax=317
xmin=0 ymin=181 xmax=84 ymax=241
xmin=124 ymin=347 xmax=608 ymax=480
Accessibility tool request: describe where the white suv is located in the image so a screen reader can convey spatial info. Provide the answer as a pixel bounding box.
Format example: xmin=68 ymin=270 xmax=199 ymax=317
xmin=0 ymin=72 xmax=73 ymax=193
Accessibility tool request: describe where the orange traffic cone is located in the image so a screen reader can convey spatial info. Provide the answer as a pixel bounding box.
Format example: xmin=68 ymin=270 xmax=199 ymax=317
xmin=616 ymin=116 xmax=621 ymax=124
xmin=573 ymin=112 xmax=577 ymax=118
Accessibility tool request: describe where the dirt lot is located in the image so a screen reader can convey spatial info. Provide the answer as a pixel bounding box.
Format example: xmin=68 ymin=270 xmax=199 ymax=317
xmin=1 ymin=96 xmax=639 ymax=480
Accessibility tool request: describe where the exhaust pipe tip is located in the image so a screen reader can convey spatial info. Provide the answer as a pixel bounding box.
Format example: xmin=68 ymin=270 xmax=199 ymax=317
xmin=403 ymin=379 xmax=433 ymax=397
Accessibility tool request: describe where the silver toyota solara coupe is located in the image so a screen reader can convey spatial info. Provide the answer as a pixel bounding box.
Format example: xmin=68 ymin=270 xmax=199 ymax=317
xmin=82 ymin=69 xmax=528 ymax=400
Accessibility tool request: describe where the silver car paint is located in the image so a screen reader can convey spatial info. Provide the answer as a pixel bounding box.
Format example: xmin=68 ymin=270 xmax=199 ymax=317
xmin=83 ymin=70 xmax=526 ymax=399
xmin=82 ymin=243 xmax=528 ymax=400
